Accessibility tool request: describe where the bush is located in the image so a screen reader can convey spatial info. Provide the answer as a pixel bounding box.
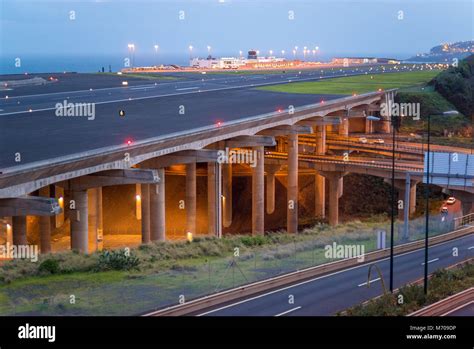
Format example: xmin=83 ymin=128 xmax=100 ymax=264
xmin=240 ymin=235 xmax=267 ymax=247
xmin=38 ymin=259 xmax=60 ymax=274
xmin=96 ymin=250 xmax=140 ymax=271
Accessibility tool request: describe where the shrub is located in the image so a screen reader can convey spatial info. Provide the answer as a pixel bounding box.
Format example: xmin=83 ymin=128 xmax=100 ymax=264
xmin=240 ymin=235 xmax=267 ymax=247
xmin=96 ymin=250 xmax=140 ymax=271
xmin=38 ymin=259 xmax=60 ymax=274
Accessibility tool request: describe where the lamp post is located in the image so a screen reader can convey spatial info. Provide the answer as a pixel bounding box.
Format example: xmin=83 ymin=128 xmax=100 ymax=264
xmin=154 ymin=45 xmax=159 ymax=66
xmin=127 ymin=43 xmax=135 ymax=68
xmin=189 ymin=45 xmax=193 ymax=60
xmin=366 ymin=114 xmax=398 ymax=293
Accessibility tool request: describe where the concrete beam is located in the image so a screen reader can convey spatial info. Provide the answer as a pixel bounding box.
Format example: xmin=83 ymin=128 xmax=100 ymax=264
xmin=60 ymin=169 xmax=160 ymax=191
xmin=224 ymin=135 xmax=276 ymax=148
xmin=0 ymin=196 xmax=61 ymax=216
xmin=143 ymin=150 xmax=219 ymax=168
xmin=259 ymin=125 xmax=313 ymax=136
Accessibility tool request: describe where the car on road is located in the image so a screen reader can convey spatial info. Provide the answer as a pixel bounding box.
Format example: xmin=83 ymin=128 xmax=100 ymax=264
xmin=446 ymin=197 xmax=456 ymax=205
xmin=359 ymin=137 xmax=368 ymax=144
xmin=441 ymin=206 xmax=449 ymax=214
xmin=373 ymin=138 xmax=385 ymax=144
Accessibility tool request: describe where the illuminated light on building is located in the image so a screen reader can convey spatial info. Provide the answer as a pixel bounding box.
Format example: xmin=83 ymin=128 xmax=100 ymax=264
xmin=58 ymin=197 xmax=64 ymax=208
xmin=186 ymin=232 xmax=193 ymax=242
xmin=135 ymin=194 xmax=141 ymax=201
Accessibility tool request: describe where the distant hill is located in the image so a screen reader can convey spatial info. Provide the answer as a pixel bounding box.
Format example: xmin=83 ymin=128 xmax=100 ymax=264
xmin=431 ymin=54 xmax=474 ymax=120
xmin=406 ymin=40 xmax=473 ymax=63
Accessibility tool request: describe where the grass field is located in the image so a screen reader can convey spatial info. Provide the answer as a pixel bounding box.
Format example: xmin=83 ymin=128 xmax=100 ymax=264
xmin=256 ymin=70 xmax=442 ymax=95
xmin=0 ymin=214 xmax=453 ymax=315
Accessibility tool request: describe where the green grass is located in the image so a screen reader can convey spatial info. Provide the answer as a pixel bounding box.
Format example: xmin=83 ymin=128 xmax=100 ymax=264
xmin=0 ymin=214 xmax=454 ymax=315
xmin=256 ymin=70 xmax=442 ymax=95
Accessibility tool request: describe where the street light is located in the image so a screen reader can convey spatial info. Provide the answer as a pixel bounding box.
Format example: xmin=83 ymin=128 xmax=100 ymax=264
xmin=154 ymin=45 xmax=159 ymax=66
xmin=281 ymin=50 xmax=285 ymax=57
xmin=207 ymin=45 xmax=212 ymax=55
xmin=239 ymin=50 xmax=243 ymax=58
xmin=269 ymin=49 xmax=273 ymax=56
xmin=127 ymin=43 xmax=135 ymax=68
xmin=366 ymin=113 xmax=398 ymax=293
xmin=189 ymin=45 xmax=193 ymax=60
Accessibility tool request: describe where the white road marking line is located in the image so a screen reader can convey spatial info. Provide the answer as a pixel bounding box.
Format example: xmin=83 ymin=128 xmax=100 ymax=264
xmin=176 ymin=87 xmax=199 ymax=91
xmin=421 ymin=258 xmax=439 ymax=265
xmin=196 ymin=237 xmax=472 ymax=316
xmin=130 ymin=86 xmax=155 ymax=90
xmin=468 ymin=246 xmax=474 ymax=250
xmin=440 ymin=300 xmax=474 ymax=316
xmin=275 ymin=306 xmax=302 ymax=317
xmin=358 ymin=277 xmax=381 ymax=287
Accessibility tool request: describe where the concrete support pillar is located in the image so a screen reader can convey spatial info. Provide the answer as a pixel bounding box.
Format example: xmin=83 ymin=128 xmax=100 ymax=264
xmin=88 ymin=188 xmax=103 ymax=252
xmin=287 ymin=133 xmax=299 ymax=234
xmin=315 ymin=173 xmax=325 ymax=218
xmin=409 ymin=183 xmax=417 ymax=215
xmin=70 ymin=189 xmax=88 ymax=253
xmin=186 ymin=163 xmax=197 ymax=235
xmin=141 ymin=184 xmax=151 ymax=243
xmin=265 ymin=165 xmax=280 ymax=215
xmin=150 ymin=168 xmax=166 ymax=242
xmin=338 ymin=177 xmax=344 ymax=198
xmin=5 ymin=218 xmax=13 ymax=245
xmin=397 ymin=188 xmax=406 ymax=221
xmin=252 ymin=146 xmax=265 ymax=235
xmin=38 ymin=186 xmax=52 ymax=254
xmin=207 ymin=162 xmax=222 ymax=237
xmin=315 ymin=125 xmax=326 ymax=155
xmin=222 ymin=163 xmax=232 ymax=228
xmin=338 ymin=118 xmax=349 ymax=136
xmin=12 ymin=216 xmax=27 ymax=245
xmin=365 ymin=118 xmax=373 ymax=134
xmin=327 ymin=173 xmax=343 ymax=226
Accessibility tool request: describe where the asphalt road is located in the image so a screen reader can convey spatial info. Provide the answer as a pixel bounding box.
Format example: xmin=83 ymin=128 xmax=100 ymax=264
xmin=196 ymin=234 xmax=474 ymax=316
xmin=446 ymin=302 xmax=474 ymax=316
xmin=0 ymin=64 xmax=429 ymax=170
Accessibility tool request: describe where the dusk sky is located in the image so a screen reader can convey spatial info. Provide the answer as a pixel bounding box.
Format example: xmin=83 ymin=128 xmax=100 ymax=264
xmin=1 ymin=0 xmax=472 ymax=59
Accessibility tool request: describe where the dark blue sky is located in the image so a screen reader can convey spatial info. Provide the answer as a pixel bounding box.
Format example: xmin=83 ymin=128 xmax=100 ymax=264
xmin=1 ymin=0 xmax=472 ymax=59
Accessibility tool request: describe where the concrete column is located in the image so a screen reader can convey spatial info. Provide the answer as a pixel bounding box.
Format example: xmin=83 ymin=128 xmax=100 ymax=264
xmin=150 ymin=168 xmax=166 ymax=242
xmin=328 ymin=174 xmax=342 ymax=226
xmin=266 ymin=165 xmax=280 ymax=215
xmin=208 ymin=162 xmax=217 ymax=236
xmin=38 ymin=186 xmax=52 ymax=254
xmin=397 ymin=187 xmax=406 ymax=221
xmin=12 ymin=216 xmax=27 ymax=245
xmin=70 ymin=189 xmax=88 ymax=253
xmin=88 ymin=188 xmax=103 ymax=252
xmin=186 ymin=163 xmax=197 ymax=235
xmin=315 ymin=173 xmax=325 ymax=218
xmin=5 ymin=218 xmax=13 ymax=245
xmin=252 ymin=146 xmax=265 ymax=235
xmin=338 ymin=177 xmax=344 ymax=198
xmin=287 ymin=133 xmax=298 ymax=234
xmin=222 ymin=163 xmax=232 ymax=228
xmin=409 ymin=182 xmax=417 ymax=215
xmin=338 ymin=118 xmax=349 ymax=136
xmin=55 ymin=186 xmax=65 ymax=228
xmin=315 ymin=125 xmax=326 ymax=155
xmin=365 ymin=118 xmax=373 ymax=134
xmin=141 ymin=184 xmax=151 ymax=243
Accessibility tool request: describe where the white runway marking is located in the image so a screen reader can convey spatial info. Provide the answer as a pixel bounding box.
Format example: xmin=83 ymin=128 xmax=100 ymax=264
xmin=358 ymin=277 xmax=381 ymax=287
xmin=176 ymin=87 xmax=199 ymax=91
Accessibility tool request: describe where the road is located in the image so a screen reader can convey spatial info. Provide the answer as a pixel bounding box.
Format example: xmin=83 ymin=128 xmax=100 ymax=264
xmin=446 ymin=302 xmax=474 ymax=316
xmin=196 ymin=234 xmax=474 ymax=316
xmin=0 ymin=64 xmax=428 ymax=169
